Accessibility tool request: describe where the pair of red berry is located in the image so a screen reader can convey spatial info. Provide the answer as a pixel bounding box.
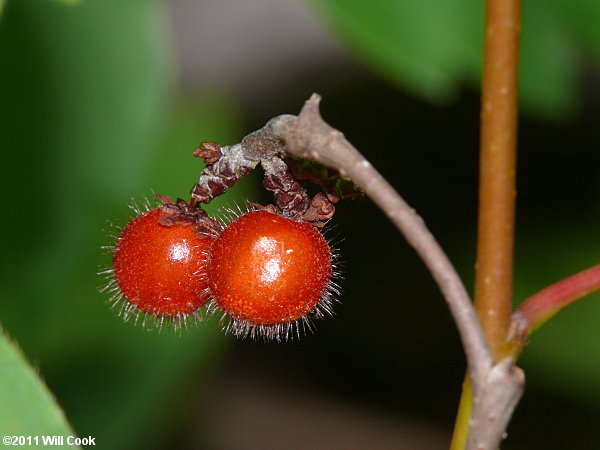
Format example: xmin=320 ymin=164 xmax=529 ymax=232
xmin=108 ymin=203 xmax=335 ymax=339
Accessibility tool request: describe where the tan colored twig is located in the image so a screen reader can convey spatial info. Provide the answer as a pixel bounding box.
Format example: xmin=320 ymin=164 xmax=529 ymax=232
xmin=475 ymin=0 xmax=521 ymax=359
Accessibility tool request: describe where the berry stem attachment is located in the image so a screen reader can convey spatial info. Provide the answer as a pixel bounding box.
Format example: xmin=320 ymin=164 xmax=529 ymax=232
xmin=191 ymin=142 xmax=258 ymax=203
xmin=513 ymin=263 xmax=600 ymax=341
xmin=261 ymin=156 xmax=311 ymax=217
xmin=191 ymin=123 xmax=335 ymax=224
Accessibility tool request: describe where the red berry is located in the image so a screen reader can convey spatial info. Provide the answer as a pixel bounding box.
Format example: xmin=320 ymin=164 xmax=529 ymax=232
xmin=207 ymin=210 xmax=337 ymax=340
xmin=108 ymin=207 xmax=216 ymax=326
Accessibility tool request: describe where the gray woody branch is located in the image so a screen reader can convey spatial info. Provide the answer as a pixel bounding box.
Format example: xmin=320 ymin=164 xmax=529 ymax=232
xmin=256 ymin=94 xmax=524 ymax=449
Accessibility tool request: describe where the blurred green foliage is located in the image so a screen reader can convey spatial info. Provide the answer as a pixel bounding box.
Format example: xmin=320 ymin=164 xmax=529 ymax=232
xmin=0 ymin=0 xmax=250 ymax=447
xmin=311 ymin=0 xmax=600 ymax=118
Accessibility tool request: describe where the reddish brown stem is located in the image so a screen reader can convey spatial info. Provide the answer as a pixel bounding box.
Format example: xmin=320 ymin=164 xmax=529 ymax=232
xmin=474 ymin=0 xmax=521 ymax=359
xmin=515 ymin=264 xmax=600 ymax=336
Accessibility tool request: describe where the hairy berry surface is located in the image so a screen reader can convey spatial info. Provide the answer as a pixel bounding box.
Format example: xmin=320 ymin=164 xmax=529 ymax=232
xmin=208 ymin=210 xmax=332 ymax=328
xmin=112 ymin=208 xmax=214 ymax=318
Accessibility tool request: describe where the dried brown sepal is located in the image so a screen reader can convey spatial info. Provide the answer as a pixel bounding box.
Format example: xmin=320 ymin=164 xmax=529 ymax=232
xmin=193 ymin=142 xmax=222 ymax=165
xmin=301 ymin=192 xmax=335 ymax=226
xmin=246 ymin=202 xmax=279 ymax=216
xmin=262 ymin=156 xmax=311 ymax=217
xmin=190 ymin=114 xmax=340 ymax=223
xmin=248 ymin=191 xmax=333 ymax=228
xmin=154 ymin=193 xmax=219 ymax=236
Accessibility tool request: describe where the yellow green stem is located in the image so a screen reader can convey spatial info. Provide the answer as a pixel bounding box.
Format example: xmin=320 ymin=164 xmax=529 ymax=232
xmin=449 ymin=374 xmax=472 ymax=450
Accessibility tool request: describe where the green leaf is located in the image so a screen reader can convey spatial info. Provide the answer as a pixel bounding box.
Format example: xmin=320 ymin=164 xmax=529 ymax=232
xmin=309 ymin=0 xmax=482 ymax=101
xmin=553 ymin=0 xmax=600 ymax=59
xmin=52 ymin=0 xmax=83 ymax=5
xmin=519 ymin=0 xmax=579 ymax=118
xmin=310 ymin=0 xmax=595 ymax=119
xmin=0 ymin=330 xmax=78 ymax=445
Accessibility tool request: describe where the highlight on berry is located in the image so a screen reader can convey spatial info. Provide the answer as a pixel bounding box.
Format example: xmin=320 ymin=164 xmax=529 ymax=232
xmin=206 ymin=206 xmax=341 ymax=342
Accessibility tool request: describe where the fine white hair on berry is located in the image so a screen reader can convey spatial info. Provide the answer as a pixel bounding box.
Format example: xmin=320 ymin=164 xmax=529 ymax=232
xmin=99 ymin=195 xmax=216 ymax=332
xmin=206 ymin=207 xmax=343 ymax=342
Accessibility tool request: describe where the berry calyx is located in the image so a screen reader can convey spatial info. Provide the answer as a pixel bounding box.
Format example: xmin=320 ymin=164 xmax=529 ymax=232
xmin=207 ymin=209 xmax=336 ymax=340
xmin=108 ymin=205 xmax=217 ymax=326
